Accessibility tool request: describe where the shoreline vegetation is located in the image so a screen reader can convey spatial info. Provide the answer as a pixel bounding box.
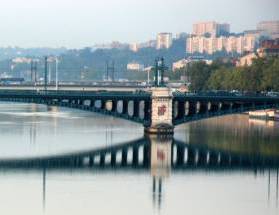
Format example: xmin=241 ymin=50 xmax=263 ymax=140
xmin=173 ymin=56 xmax=279 ymax=92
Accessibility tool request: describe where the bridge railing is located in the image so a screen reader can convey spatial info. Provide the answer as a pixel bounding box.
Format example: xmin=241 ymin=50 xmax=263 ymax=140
xmin=0 ymin=89 xmax=151 ymax=98
xmin=173 ymin=91 xmax=279 ymax=99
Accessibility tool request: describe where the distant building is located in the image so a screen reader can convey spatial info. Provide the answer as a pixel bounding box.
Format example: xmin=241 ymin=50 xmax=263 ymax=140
xmin=137 ymin=40 xmax=156 ymax=49
xmin=244 ymin=30 xmax=266 ymax=38
xmin=236 ymin=52 xmax=258 ymax=67
xmin=127 ymin=62 xmax=144 ymax=71
xmin=172 ymin=59 xmax=188 ymax=71
xmin=129 ymin=43 xmax=139 ymax=52
xmin=94 ymin=41 xmax=129 ymax=50
xmin=12 ymin=57 xmax=32 ymax=64
xmin=237 ymin=38 xmax=279 ymax=67
xmin=186 ymin=34 xmax=257 ymax=55
xmin=156 ymin=33 xmax=173 ymax=49
xmin=175 ymin=32 xmax=188 ymax=39
xmin=172 ymin=57 xmax=212 ymax=71
xmin=110 ymin=41 xmax=129 ymax=49
xmin=257 ymin=21 xmax=279 ymax=39
xmin=258 ymin=39 xmax=279 ymax=57
xmin=193 ymin=21 xmax=230 ymax=37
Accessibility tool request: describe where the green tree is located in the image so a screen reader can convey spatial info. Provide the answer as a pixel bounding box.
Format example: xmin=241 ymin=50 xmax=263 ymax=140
xmin=187 ymin=62 xmax=212 ymax=91
xmin=207 ymin=67 xmax=230 ymax=90
xmin=262 ymin=57 xmax=279 ymax=91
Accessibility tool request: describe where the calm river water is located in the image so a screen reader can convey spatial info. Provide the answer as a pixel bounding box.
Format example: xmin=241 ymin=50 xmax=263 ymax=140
xmin=0 ymin=102 xmax=278 ymax=215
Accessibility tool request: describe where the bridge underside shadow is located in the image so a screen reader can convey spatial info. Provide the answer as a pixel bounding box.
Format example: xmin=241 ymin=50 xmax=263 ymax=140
xmin=173 ymin=98 xmax=279 ymax=126
xmin=0 ymin=94 xmax=151 ymax=126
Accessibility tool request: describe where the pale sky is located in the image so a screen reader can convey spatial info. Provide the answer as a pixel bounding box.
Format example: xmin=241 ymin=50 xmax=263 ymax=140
xmin=0 ymin=0 xmax=278 ymax=48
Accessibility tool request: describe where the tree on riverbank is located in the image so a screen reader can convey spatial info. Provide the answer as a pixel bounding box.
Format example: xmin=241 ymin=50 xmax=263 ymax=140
xmin=183 ymin=56 xmax=279 ymax=92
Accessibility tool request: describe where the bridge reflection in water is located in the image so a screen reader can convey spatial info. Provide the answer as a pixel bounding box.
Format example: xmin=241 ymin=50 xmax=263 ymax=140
xmin=1 ymin=135 xmax=278 ymax=169
xmin=0 ymin=135 xmax=278 ymax=212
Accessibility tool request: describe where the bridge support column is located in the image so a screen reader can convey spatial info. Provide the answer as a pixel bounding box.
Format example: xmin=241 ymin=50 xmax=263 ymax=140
xmin=144 ymin=87 xmax=173 ymax=134
xmin=111 ymin=100 xmax=117 ymax=112
xmin=176 ymin=144 xmax=185 ymax=165
xmin=99 ymin=154 xmax=105 ymax=166
xmin=90 ymin=100 xmax=95 ymax=109
xmin=143 ymin=144 xmax=150 ymax=167
xmin=144 ymin=100 xmax=151 ymax=120
xmin=121 ymin=149 xmax=128 ymax=166
xmin=132 ymin=147 xmax=139 ymax=165
xmin=187 ymin=148 xmax=196 ymax=165
xmin=197 ymin=150 xmax=207 ymax=166
xmin=133 ymin=100 xmax=140 ymax=118
xmin=111 ymin=152 xmax=117 ymax=166
xmin=122 ymin=100 xmax=128 ymax=115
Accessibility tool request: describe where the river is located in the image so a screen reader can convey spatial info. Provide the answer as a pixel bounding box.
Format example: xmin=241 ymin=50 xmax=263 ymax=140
xmin=0 ymin=102 xmax=278 ymax=215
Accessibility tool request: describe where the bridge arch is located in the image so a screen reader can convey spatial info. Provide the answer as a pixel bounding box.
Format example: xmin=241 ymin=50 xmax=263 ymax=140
xmin=0 ymin=90 xmax=152 ymax=125
xmin=173 ymin=95 xmax=279 ymax=126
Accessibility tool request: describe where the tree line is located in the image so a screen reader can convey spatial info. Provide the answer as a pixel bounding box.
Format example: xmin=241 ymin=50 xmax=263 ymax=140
xmin=173 ymin=57 xmax=279 ymax=92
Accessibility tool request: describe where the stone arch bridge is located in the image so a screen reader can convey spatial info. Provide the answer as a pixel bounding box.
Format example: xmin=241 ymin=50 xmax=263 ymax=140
xmin=0 ymin=88 xmax=279 ymax=133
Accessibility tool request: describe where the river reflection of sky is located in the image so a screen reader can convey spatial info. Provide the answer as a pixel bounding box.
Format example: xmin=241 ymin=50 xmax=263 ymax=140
xmin=0 ymin=102 xmax=143 ymax=158
xmin=0 ymin=102 xmax=279 ymax=215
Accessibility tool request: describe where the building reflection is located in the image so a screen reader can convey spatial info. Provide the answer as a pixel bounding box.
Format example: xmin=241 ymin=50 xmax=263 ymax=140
xmin=249 ymin=118 xmax=275 ymax=127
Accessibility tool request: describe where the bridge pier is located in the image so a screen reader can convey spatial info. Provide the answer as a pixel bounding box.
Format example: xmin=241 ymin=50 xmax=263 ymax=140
xmin=111 ymin=152 xmax=117 ymax=166
xmin=143 ymin=144 xmax=150 ymax=167
xmin=144 ymin=88 xmax=174 ymax=134
xmin=121 ymin=149 xmax=128 ymax=166
xmin=176 ymin=144 xmax=185 ymax=165
xmin=196 ymin=150 xmax=207 ymax=166
xmin=99 ymin=154 xmax=105 ymax=166
xmin=122 ymin=100 xmax=128 ymax=115
xmin=186 ymin=148 xmax=196 ymax=165
xmin=132 ymin=147 xmax=139 ymax=165
xmin=133 ymin=100 xmax=140 ymax=118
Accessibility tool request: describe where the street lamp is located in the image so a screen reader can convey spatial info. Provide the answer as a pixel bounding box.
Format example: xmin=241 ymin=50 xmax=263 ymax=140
xmin=55 ymin=57 xmax=59 ymax=90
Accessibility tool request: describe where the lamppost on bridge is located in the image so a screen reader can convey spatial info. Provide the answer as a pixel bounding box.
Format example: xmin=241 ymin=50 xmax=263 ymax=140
xmin=30 ymin=60 xmax=37 ymax=85
xmin=44 ymin=56 xmax=48 ymax=92
xmin=55 ymin=57 xmax=59 ymax=91
xmin=154 ymin=57 xmax=167 ymax=87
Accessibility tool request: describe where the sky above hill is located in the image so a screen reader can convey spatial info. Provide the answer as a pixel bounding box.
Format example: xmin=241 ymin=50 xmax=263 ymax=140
xmin=0 ymin=0 xmax=278 ymax=48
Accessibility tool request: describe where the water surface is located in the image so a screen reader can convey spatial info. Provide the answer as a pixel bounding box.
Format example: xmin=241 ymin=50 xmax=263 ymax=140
xmin=0 ymin=102 xmax=278 ymax=215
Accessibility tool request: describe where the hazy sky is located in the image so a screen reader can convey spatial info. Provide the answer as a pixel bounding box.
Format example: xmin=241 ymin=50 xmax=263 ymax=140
xmin=0 ymin=0 xmax=278 ymax=48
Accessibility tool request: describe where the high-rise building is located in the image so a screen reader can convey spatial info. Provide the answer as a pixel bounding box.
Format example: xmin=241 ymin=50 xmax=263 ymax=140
xmin=216 ymin=36 xmax=227 ymax=51
xmin=186 ymin=34 xmax=257 ymax=55
xmin=156 ymin=33 xmax=173 ymax=49
xmin=193 ymin=21 xmax=230 ymax=37
xmin=258 ymin=39 xmax=279 ymax=57
xmin=186 ymin=36 xmax=201 ymax=53
xmin=175 ymin=32 xmax=188 ymax=39
xmin=257 ymin=21 xmax=279 ymax=38
xmin=237 ymin=38 xmax=279 ymax=66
